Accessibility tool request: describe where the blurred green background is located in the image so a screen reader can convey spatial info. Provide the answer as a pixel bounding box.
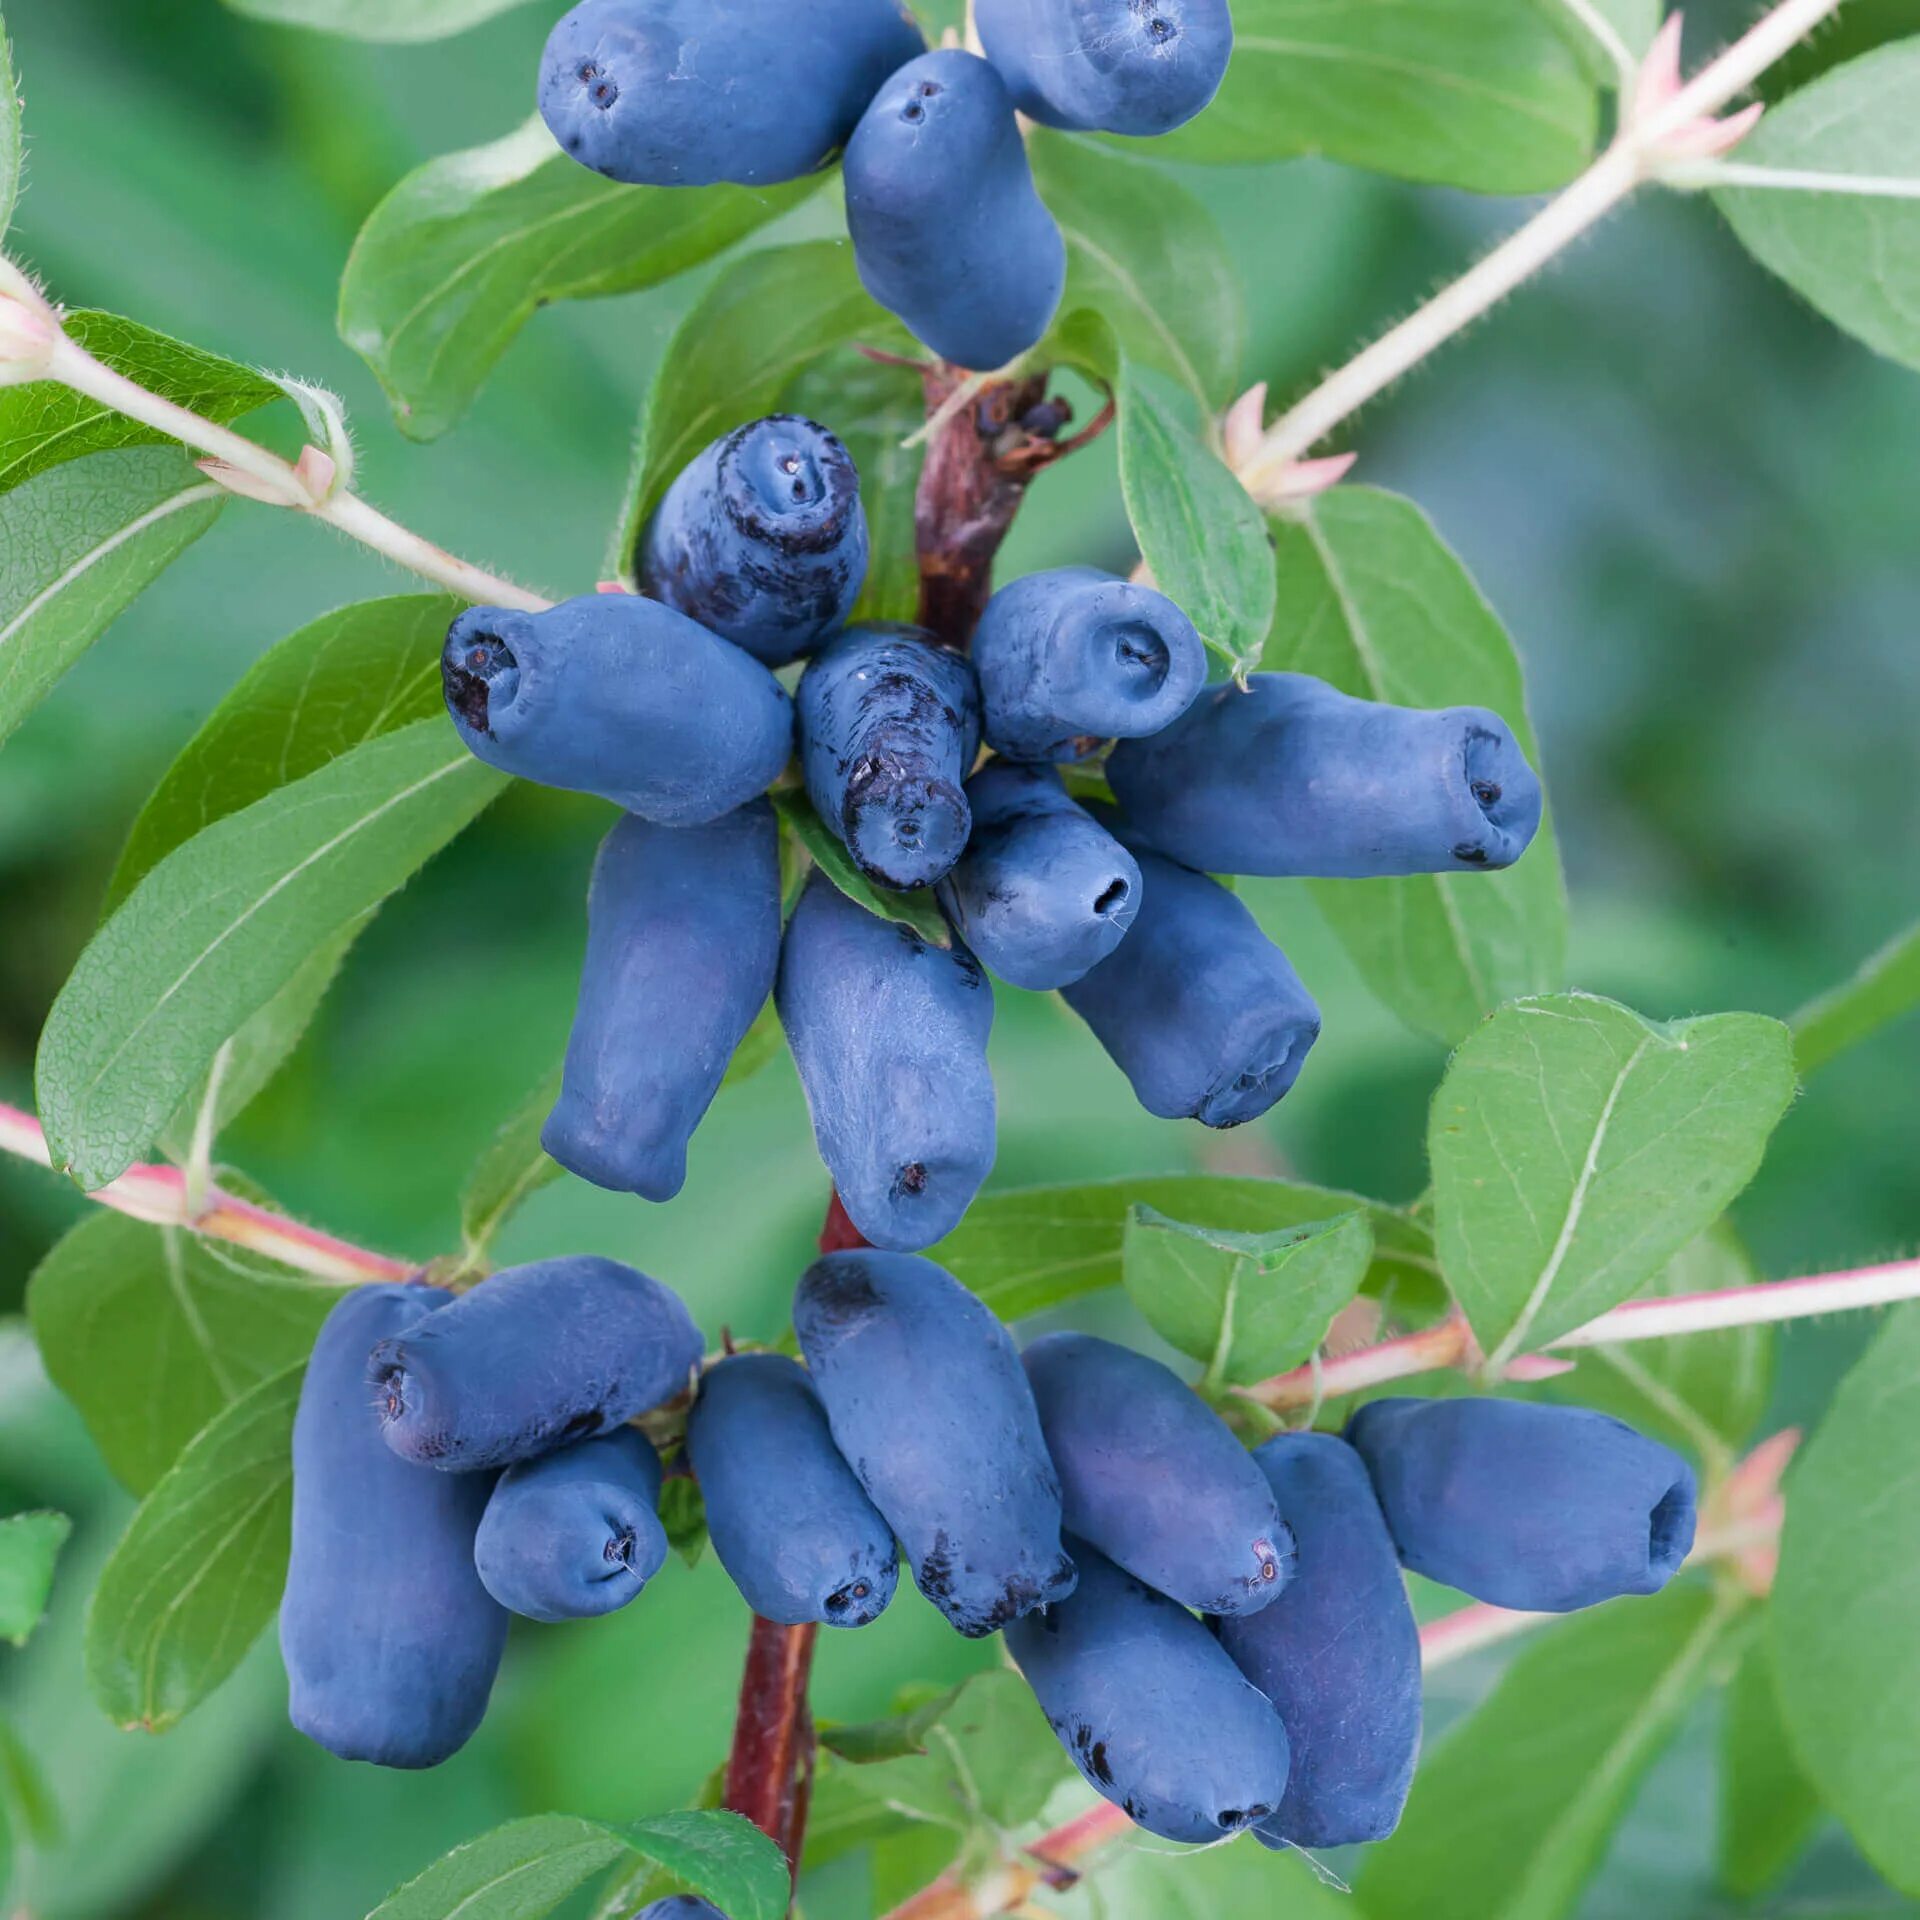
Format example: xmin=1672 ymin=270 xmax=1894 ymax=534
xmin=0 ymin=1 xmax=1915 ymax=1915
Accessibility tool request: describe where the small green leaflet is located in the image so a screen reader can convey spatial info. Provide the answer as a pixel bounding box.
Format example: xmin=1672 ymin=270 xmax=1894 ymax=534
xmin=658 ymin=1474 xmax=708 ymax=1569
xmin=1720 ymin=1639 xmax=1823 ymax=1897
xmin=84 ymin=1367 xmax=302 ymax=1731
xmin=773 ymin=789 xmax=952 ymax=947
xmin=1429 ymin=992 xmax=1796 ymax=1367
xmin=225 ymin=0 xmax=535 ymax=38
xmin=1773 ymin=1306 xmax=1920 ymax=1896
xmin=0 ymin=1512 xmax=70 ymax=1646
xmin=1792 ymin=917 xmax=1920 ymax=1077
xmin=1121 ymin=1205 xmax=1373 ymax=1388
xmin=1153 ymin=0 xmax=1599 ymax=194
xmin=1267 ymin=487 xmax=1566 ymax=1044
xmin=27 ymin=1207 xmax=336 ymax=1496
xmin=340 ymin=117 xmax=818 ymax=441
xmin=368 ymin=1810 xmax=790 ymax=1920
xmin=38 ymin=720 xmax=506 ymax=1192
xmin=1718 ymin=43 xmax=1920 ymax=373
xmin=459 ymin=1064 xmax=566 ymax=1268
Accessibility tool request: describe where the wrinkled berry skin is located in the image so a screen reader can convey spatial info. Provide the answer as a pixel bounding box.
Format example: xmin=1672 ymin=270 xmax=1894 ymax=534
xmin=975 ymin=0 xmax=1233 ymax=136
xmin=473 ymin=1427 xmax=668 ymax=1623
xmin=282 ymin=1285 xmax=506 ymax=1769
xmin=1024 ymin=1332 xmax=1292 ymax=1616
xmin=794 ymin=1249 xmax=1074 ymax=1636
xmin=370 ymin=1257 xmax=704 ymax=1473
xmin=1346 ymin=1397 xmax=1699 ymax=1613
xmin=637 ymin=416 xmax=870 ymax=667
xmin=844 ymin=50 xmax=1065 ymax=370
xmin=797 ymin=626 xmax=981 ymax=892
xmin=686 ymin=1353 xmax=900 ymax=1628
xmin=1215 ymin=1432 xmax=1422 ymax=1850
xmin=1061 ymin=820 xmax=1320 ymax=1126
xmin=936 ymin=763 xmax=1140 ymax=990
xmin=1108 ymin=673 xmax=1544 ymax=877
xmin=1007 ymin=1541 xmax=1290 ymax=1844
xmin=544 ymin=801 xmax=781 ymax=1202
xmin=971 ymin=568 xmax=1206 ymax=761
xmin=441 ymin=595 xmax=792 ymax=827
xmin=539 ymin=0 xmax=924 ymax=187
xmin=777 ymin=873 xmax=995 ymax=1251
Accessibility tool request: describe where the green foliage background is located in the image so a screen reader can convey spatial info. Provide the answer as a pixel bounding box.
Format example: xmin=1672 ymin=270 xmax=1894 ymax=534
xmin=0 ymin=1 xmax=1915 ymax=1915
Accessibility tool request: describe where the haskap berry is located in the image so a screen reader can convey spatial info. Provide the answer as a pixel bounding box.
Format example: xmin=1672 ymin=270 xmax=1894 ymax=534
xmin=777 ymin=872 xmax=994 ymax=1252
xmin=473 ymin=1427 xmax=669 ymax=1622
xmin=1062 ymin=818 xmax=1321 ymax=1126
xmin=935 ymin=761 xmax=1141 ymax=990
xmin=637 ymin=416 xmax=870 ymax=666
xmin=975 ymin=0 xmax=1235 ymax=136
xmin=685 ymin=1352 xmax=899 ymax=1628
xmin=1006 ymin=1539 xmax=1291 ymax=1844
xmin=369 ymin=1256 xmax=703 ymax=1473
xmin=844 ymin=50 xmax=1066 ymax=371
xmin=1214 ymin=1432 xmax=1422 ymax=1849
xmin=794 ymin=1249 xmax=1076 ymax=1637
xmin=970 ymin=567 xmax=1207 ymax=762
xmin=539 ymin=0 xmax=923 ymax=187
xmin=631 ymin=1903 xmax=725 ymax=1920
xmin=797 ymin=625 xmax=982 ymax=892
xmin=1108 ymin=672 xmax=1545 ymax=876
xmin=441 ymin=595 xmax=792 ymax=827
xmin=282 ymin=1285 xmax=506 ymax=1769
xmin=544 ymin=800 xmax=781 ymax=1203
xmin=1346 ymin=1396 xmax=1700 ymax=1613
xmin=1024 ymin=1331 xmax=1294 ymax=1615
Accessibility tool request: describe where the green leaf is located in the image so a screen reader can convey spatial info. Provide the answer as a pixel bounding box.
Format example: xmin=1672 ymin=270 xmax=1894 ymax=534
xmin=609 ymin=241 xmax=898 ymax=579
xmin=1719 ymin=44 xmax=1920 ymax=373
xmin=1361 ymin=1582 xmax=1745 ymax=1920
xmin=37 ymin=720 xmax=506 ymax=1192
xmin=1029 ymin=133 xmax=1244 ymax=409
xmin=1720 ymin=1637 xmax=1822 ymax=1897
xmin=1121 ymin=1205 xmax=1374 ymax=1387
xmin=1429 ymin=992 xmax=1797 ymax=1366
xmin=1080 ymin=1824 xmax=1353 ymax=1920
xmin=820 ymin=1684 xmax=967 ymax=1765
xmin=27 ymin=1208 xmax=337 ymax=1496
xmin=1266 ymin=487 xmax=1567 ymax=1043
xmin=107 ymin=593 xmax=460 ymax=911
xmin=369 ymin=1810 xmax=790 ymax=1920
xmin=1154 ymin=0 xmax=1599 ymax=193
xmin=771 ymin=789 xmax=952 ymax=947
xmin=0 ymin=447 xmax=225 ymax=749
xmin=459 ymin=1065 xmax=565 ymax=1265
xmin=0 ymin=12 xmax=21 ymax=238
xmin=340 ymin=118 xmax=817 ymax=442
xmin=1118 ymin=368 xmax=1274 ymax=678
xmin=0 ymin=1512 xmax=70 ymax=1646
xmin=658 ymin=1473 xmax=708 ymax=1569
xmin=1772 ymin=1306 xmax=1920 ymax=1895
xmin=720 ymin=993 xmax=787 ymax=1091
xmin=225 ymin=0 xmax=535 ymax=38
xmin=0 ymin=1715 xmax=58 ymax=1847
xmin=933 ymin=1174 xmax=1439 ymax=1323
xmin=84 ymin=1366 xmax=301 ymax=1731
xmin=1792 ymin=917 xmax=1920 ymax=1077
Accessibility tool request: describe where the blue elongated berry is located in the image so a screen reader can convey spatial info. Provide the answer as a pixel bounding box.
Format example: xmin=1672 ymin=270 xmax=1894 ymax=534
xmin=1023 ymin=1332 xmax=1292 ymax=1615
xmin=1215 ymin=1432 xmax=1422 ymax=1849
xmin=975 ymin=0 xmax=1233 ymax=135
xmin=636 ymin=416 xmax=869 ymax=667
xmin=544 ymin=801 xmax=781 ymax=1202
xmin=1060 ymin=822 xmax=1319 ymax=1126
xmin=282 ymin=1285 xmax=506 ymax=1769
xmin=777 ymin=873 xmax=995 ymax=1252
xmin=971 ymin=568 xmax=1206 ymax=761
xmin=442 ymin=595 xmax=792 ymax=827
xmin=936 ymin=762 xmax=1140 ymax=990
xmin=844 ymin=50 xmax=1065 ymax=370
xmin=1345 ymin=1396 xmax=1699 ymax=1613
xmin=797 ymin=626 xmax=981 ymax=891
xmin=1108 ymin=672 xmax=1544 ymax=877
xmin=1006 ymin=1540 xmax=1289 ymax=1843
xmin=473 ymin=1427 xmax=668 ymax=1622
xmin=370 ymin=1257 xmax=704 ymax=1473
xmin=686 ymin=1352 xmax=899 ymax=1627
xmin=632 ymin=1902 xmax=724 ymax=1920
xmin=539 ymin=0 xmax=924 ymax=187
xmin=794 ymin=1249 xmax=1074 ymax=1636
